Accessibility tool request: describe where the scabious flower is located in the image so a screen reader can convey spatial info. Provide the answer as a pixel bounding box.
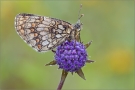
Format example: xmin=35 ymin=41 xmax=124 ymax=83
xmin=55 ymin=40 xmax=87 ymax=72
xmin=45 ymin=40 xmax=94 ymax=90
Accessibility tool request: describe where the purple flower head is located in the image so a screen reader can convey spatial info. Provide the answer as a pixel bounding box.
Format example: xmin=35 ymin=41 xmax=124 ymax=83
xmin=55 ymin=40 xmax=88 ymax=72
xmin=45 ymin=39 xmax=94 ymax=90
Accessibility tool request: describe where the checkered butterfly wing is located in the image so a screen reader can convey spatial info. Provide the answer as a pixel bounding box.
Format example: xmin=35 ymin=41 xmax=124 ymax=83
xmin=15 ymin=13 xmax=73 ymax=52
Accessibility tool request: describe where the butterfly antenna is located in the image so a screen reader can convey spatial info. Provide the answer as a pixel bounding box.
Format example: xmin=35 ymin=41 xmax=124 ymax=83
xmin=78 ymin=4 xmax=84 ymax=20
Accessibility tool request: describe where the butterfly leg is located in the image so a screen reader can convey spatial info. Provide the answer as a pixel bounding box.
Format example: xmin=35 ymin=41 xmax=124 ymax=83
xmin=52 ymin=49 xmax=56 ymax=53
xmin=65 ymin=36 xmax=72 ymax=42
xmin=75 ymin=31 xmax=81 ymax=42
xmin=73 ymin=30 xmax=81 ymax=48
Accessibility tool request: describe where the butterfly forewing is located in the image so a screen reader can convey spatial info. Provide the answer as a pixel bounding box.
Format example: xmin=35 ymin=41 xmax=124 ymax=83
xmin=15 ymin=13 xmax=73 ymax=52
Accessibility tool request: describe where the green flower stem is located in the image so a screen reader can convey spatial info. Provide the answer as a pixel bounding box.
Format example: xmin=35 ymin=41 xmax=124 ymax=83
xmin=57 ymin=70 xmax=68 ymax=90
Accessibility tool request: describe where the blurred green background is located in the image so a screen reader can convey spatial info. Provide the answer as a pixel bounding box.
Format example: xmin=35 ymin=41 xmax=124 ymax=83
xmin=0 ymin=0 xmax=134 ymax=90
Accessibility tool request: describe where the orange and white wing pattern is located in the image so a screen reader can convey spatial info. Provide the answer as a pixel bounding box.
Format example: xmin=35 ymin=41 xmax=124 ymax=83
xmin=15 ymin=13 xmax=73 ymax=52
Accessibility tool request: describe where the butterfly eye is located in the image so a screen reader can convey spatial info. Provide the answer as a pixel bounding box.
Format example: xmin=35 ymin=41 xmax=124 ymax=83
xmin=74 ymin=23 xmax=82 ymax=31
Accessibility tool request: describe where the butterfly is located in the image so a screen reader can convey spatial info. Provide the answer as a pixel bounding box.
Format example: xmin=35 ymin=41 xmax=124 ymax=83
xmin=15 ymin=5 xmax=83 ymax=52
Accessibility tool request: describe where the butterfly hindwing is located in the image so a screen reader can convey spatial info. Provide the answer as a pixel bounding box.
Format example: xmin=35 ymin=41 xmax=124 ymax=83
xmin=15 ymin=13 xmax=73 ymax=52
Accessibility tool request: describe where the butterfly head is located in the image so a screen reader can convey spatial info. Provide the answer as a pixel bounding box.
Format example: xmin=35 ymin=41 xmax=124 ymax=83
xmin=74 ymin=13 xmax=84 ymax=31
xmin=74 ymin=4 xmax=84 ymax=32
xmin=74 ymin=20 xmax=83 ymax=31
